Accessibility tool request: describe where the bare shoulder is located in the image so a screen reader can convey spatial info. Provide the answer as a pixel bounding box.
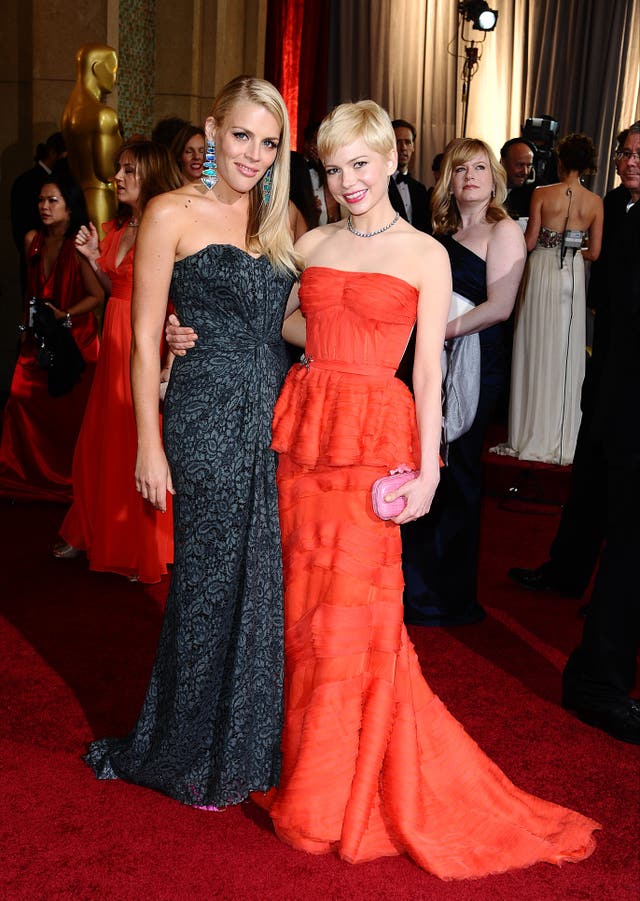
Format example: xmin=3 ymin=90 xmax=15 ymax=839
xmin=399 ymin=227 xmax=447 ymax=264
xmin=584 ymin=186 xmax=604 ymax=210
xmin=143 ymin=188 xmax=195 ymax=222
xmin=492 ymin=216 xmax=525 ymax=243
xmin=487 ymin=218 xmax=526 ymax=270
xmin=295 ymin=220 xmax=345 ymax=255
xmin=397 ymin=230 xmax=450 ymax=294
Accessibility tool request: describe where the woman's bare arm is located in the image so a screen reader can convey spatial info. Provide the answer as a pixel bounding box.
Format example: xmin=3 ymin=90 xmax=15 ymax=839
xmin=131 ymin=196 xmax=180 ymax=512
xmin=445 ymin=219 xmax=526 ymax=340
xmin=75 ymin=223 xmax=113 ymax=295
xmin=582 ymin=195 xmax=604 ymax=262
xmin=524 ymin=188 xmax=543 ymax=252
xmin=388 ymin=239 xmax=451 ymax=524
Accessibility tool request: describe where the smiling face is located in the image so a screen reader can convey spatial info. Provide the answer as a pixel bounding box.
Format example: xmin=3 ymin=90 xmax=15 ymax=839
xmin=450 ymin=152 xmax=494 ymax=206
xmin=208 ymin=100 xmax=281 ymax=194
xmin=502 ymin=142 xmax=534 ymax=188
xmin=180 ymin=134 xmax=205 ymax=182
xmin=323 ymin=137 xmax=396 ymax=213
xmin=114 ymin=150 xmax=141 ymax=208
xmin=38 ymin=183 xmax=70 ymax=230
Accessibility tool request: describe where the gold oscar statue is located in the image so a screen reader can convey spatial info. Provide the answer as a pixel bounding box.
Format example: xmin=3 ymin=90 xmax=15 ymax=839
xmin=62 ymin=44 xmax=123 ymax=236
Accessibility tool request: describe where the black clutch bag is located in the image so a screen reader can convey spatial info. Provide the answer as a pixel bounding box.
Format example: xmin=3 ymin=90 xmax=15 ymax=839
xmin=32 ymin=300 xmax=86 ymax=397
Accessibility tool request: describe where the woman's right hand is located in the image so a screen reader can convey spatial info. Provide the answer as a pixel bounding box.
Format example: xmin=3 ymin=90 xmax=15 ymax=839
xmin=75 ymin=222 xmax=100 ymax=262
xmin=165 ymin=312 xmax=198 ymax=356
xmin=135 ymin=445 xmax=175 ymax=512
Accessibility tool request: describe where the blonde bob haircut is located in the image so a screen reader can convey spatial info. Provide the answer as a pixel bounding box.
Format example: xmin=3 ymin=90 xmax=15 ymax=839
xmin=432 ymin=137 xmax=508 ymax=235
xmin=209 ymin=75 xmax=301 ymax=275
xmin=317 ymin=100 xmax=396 ymax=163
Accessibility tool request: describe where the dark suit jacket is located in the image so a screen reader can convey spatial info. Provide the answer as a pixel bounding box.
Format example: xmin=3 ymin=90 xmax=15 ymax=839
xmin=389 ymin=173 xmax=431 ymax=233
xmin=592 ymin=189 xmax=640 ymax=458
xmin=504 ymin=181 xmax=535 ymax=219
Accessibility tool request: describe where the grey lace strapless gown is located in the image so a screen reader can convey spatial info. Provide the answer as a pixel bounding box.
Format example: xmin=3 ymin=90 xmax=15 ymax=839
xmin=85 ymin=244 xmax=294 ymax=807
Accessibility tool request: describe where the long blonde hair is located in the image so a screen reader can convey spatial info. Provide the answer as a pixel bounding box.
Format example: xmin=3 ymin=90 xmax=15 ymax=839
xmin=432 ymin=137 xmax=508 ymax=235
xmin=208 ymin=76 xmax=301 ymax=275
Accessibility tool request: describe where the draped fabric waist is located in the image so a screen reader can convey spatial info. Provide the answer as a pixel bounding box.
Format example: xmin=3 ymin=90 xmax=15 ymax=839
xmin=171 ymin=335 xmax=287 ymax=394
xmin=271 ymin=359 xmax=420 ymax=469
xmin=187 ymin=334 xmax=285 ymax=363
xmin=303 ymin=358 xmax=398 ymax=378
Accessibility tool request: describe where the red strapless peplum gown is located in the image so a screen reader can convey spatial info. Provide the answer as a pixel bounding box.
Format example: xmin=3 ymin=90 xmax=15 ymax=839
xmin=59 ymin=221 xmax=173 ymax=583
xmin=260 ymin=266 xmax=599 ymax=879
xmin=0 ymin=232 xmax=99 ymax=502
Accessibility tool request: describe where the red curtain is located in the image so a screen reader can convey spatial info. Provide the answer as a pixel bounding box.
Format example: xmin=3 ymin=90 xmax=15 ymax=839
xmin=265 ymin=0 xmax=330 ymax=150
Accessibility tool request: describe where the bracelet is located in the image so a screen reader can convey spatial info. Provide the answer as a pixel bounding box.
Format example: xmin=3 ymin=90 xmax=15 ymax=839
xmin=63 ymin=312 xmax=73 ymax=329
xmin=17 ymin=323 xmax=27 ymax=334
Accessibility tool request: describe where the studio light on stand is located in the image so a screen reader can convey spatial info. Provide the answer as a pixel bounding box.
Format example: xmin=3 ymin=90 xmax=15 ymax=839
xmin=456 ymin=1 xmax=499 ymax=136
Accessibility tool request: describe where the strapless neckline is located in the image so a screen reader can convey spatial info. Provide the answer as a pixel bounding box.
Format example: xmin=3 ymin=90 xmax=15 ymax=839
xmin=304 ymin=266 xmax=418 ymax=294
xmin=175 ymin=243 xmax=265 ymax=267
xmin=449 ymin=235 xmax=486 ymax=264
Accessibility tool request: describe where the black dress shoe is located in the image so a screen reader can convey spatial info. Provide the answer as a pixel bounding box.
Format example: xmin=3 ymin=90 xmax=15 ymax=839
xmin=508 ymin=565 xmax=583 ymax=597
xmin=508 ymin=565 xmax=555 ymax=591
xmin=562 ymin=697 xmax=640 ymax=745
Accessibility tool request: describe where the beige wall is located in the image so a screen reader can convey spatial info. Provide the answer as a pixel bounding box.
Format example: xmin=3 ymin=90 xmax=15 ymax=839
xmin=155 ymin=0 xmax=267 ymax=126
xmin=0 ymin=0 xmax=266 ymax=392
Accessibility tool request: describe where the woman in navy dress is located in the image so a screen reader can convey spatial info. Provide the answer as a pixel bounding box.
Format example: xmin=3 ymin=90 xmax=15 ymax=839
xmin=402 ymin=138 xmax=526 ymax=626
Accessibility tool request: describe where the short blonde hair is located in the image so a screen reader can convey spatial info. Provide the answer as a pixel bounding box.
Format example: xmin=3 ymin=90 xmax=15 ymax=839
xmin=209 ymin=75 xmax=300 ymax=275
xmin=317 ymin=100 xmax=396 ymax=163
xmin=432 ymin=137 xmax=508 ymax=235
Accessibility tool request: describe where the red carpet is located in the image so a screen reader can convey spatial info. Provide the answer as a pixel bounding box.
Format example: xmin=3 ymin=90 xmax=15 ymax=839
xmin=2 ymin=490 xmax=639 ymax=900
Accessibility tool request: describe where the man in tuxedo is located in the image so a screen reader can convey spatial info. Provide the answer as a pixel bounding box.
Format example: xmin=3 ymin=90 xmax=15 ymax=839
xmin=302 ymin=121 xmax=340 ymax=224
xmin=561 ymin=122 xmax=640 ymax=744
xmin=500 ymin=137 xmax=537 ymax=219
xmin=388 ymin=119 xmax=430 ymax=233
xmin=512 ymin=123 xmax=640 ymax=744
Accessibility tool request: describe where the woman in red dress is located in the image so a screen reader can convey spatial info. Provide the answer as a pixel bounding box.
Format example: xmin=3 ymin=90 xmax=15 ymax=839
xmin=0 ymin=173 xmax=102 ymax=502
xmin=167 ymin=103 xmax=599 ymax=878
xmin=56 ymin=140 xmax=181 ymax=583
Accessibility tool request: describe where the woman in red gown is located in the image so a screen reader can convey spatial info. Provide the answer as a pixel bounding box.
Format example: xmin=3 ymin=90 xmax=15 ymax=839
xmin=263 ymin=103 xmax=599 ymax=878
xmin=0 ymin=173 xmax=102 ymax=502
xmin=56 ymin=140 xmax=181 ymax=583
xmin=168 ymin=103 xmax=599 ymax=878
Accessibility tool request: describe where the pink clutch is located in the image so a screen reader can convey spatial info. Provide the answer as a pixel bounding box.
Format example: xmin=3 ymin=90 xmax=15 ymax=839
xmin=371 ymin=467 xmax=418 ymax=520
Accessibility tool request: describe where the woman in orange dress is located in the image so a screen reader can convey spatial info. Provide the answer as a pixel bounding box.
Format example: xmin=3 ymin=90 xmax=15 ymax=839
xmin=168 ymin=103 xmax=599 ymax=878
xmin=56 ymin=140 xmax=181 ymax=583
xmin=0 ymin=173 xmax=102 ymax=502
xmin=263 ymin=103 xmax=599 ymax=878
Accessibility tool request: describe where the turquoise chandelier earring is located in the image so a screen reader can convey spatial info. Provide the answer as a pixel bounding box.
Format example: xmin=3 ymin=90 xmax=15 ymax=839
xmin=262 ymin=166 xmax=273 ymax=205
xmin=201 ymin=138 xmax=218 ymax=190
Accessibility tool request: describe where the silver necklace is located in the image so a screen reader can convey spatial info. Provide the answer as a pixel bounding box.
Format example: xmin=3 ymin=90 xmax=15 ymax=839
xmin=347 ymin=211 xmax=399 ymax=238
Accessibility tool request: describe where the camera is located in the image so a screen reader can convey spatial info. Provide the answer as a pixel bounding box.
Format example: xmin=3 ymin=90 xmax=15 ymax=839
xmin=522 ymin=115 xmax=559 ymax=185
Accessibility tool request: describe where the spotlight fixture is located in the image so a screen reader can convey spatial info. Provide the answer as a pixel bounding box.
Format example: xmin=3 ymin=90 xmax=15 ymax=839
xmin=455 ymin=0 xmax=500 ymax=136
xmin=459 ymin=0 xmax=499 ymax=32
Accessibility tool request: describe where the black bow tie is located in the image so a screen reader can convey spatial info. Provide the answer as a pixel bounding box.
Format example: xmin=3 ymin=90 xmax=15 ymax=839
xmin=395 ymin=172 xmax=409 ymax=184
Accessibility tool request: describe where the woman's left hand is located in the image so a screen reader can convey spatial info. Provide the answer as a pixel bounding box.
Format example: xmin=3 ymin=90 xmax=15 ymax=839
xmin=44 ymin=302 xmax=66 ymax=322
xmin=387 ymin=466 xmax=440 ymax=525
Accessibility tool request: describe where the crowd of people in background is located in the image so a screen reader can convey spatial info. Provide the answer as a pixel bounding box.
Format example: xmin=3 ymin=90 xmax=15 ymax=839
xmin=1 ymin=75 xmax=639 ymax=881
